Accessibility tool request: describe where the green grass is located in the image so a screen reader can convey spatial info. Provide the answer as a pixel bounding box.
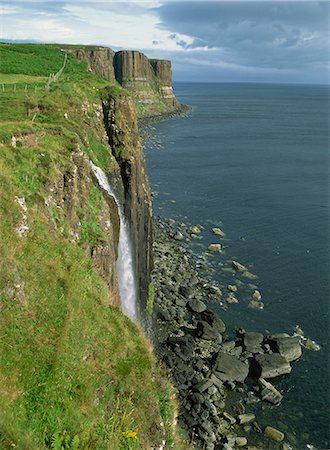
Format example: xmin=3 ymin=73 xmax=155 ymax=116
xmin=0 ymin=43 xmax=182 ymax=450
xmin=0 ymin=74 xmax=48 ymax=84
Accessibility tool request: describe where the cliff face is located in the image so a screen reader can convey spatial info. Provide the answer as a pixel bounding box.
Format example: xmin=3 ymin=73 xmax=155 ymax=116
xmin=68 ymin=47 xmax=116 ymax=82
xmin=70 ymin=46 xmax=182 ymax=117
xmin=101 ymin=87 xmax=153 ymax=319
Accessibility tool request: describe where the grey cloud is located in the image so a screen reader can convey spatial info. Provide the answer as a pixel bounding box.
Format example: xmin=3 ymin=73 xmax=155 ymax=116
xmin=154 ymin=1 xmax=329 ymax=82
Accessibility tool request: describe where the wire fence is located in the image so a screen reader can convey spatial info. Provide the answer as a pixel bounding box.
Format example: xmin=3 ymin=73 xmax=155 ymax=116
xmin=0 ymin=53 xmax=68 ymax=94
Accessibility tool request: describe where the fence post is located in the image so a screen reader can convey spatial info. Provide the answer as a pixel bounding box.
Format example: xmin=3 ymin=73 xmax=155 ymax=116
xmin=25 ymin=84 xmax=27 ymax=93
xmin=14 ymin=84 xmax=16 ymax=92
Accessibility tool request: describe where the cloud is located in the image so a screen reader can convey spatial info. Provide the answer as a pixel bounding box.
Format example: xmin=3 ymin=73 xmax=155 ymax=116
xmin=1 ymin=1 xmax=329 ymax=83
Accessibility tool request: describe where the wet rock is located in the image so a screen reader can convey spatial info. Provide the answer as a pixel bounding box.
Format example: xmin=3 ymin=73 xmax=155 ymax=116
xmin=227 ymin=284 xmax=237 ymax=292
xmin=188 ymin=225 xmax=201 ymax=234
xmin=248 ymin=300 xmax=264 ymax=310
xmin=251 ymin=354 xmax=291 ymax=379
xmin=268 ymin=336 xmax=302 ymax=362
xmin=232 ymin=260 xmax=247 ymax=271
xmin=208 ymin=243 xmax=222 ymax=252
xmin=264 ymin=426 xmax=285 ymax=442
xmin=222 ymin=341 xmax=236 ymax=352
xmin=226 ymin=294 xmax=239 ymax=304
xmin=301 ymin=338 xmax=321 ymax=351
xmin=258 ymin=378 xmax=283 ymax=405
xmin=236 ymin=437 xmax=248 ymax=447
xmin=242 ymin=271 xmax=258 ymax=280
xmin=212 ymin=227 xmax=225 ymax=237
xmin=202 ymin=310 xmax=226 ymax=333
xmin=251 ymin=290 xmax=262 ymax=301
xmin=223 ymin=411 xmax=236 ymax=424
xmin=173 ymin=230 xmax=184 ymax=241
xmin=188 ymin=299 xmax=207 ymax=313
xmin=243 ymin=332 xmax=264 ymax=353
xmin=293 ymin=324 xmax=304 ymax=336
xmin=197 ymin=321 xmax=222 ymax=341
xmin=238 ymin=413 xmax=255 ymax=424
xmin=213 ymin=352 xmax=249 ymax=383
xmin=208 ymin=285 xmax=222 ymax=297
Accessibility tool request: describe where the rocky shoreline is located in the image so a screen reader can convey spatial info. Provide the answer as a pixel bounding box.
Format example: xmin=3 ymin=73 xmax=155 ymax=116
xmin=150 ymin=220 xmax=320 ymax=450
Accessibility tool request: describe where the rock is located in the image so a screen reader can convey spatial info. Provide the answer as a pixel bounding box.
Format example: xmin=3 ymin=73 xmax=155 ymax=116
xmin=269 ymin=336 xmax=302 ymax=362
xmin=293 ymin=324 xmax=304 ymax=336
xmin=251 ymin=354 xmax=291 ymax=379
xmin=301 ymin=338 xmax=321 ymax=351
xmin=223 ymin=412 xmax=236 ymax=424
xmin=243 ymin=332 xmax=264 ymax=353
xmin=188 ymin=225 xmax=200 ymax=234
xmin=242 ymin=271 xmax=258 ymax=280
xmin=222 ymin=341 xmax=236 ymax=352
xmin=248 ymin=300 xmax=264 ymax=310
xmin=238 ymin=413 xmax=255 ymax=424
xmin=227 ymin=284 xmax=237 ymax=292
xmin=202 ymin=310 xmax=226 ymax=333
xmin=208 ymin=285 xmax=222 ymax=297
xmin=226 ymin=294 xmax=239 ymax=304
xmin=213 ymin=352 xmax=249 ymax=383
xmin=251 ymin=290 xmax=262 ymax=301
xmin=197 ymin=321 xmax=222 ymax=341
xmin=173 ymin=231 xmax=184 ymax=241
xmin=235 ymin=437 xmax=248 ymax=447
xmin=264 ymin=426 xmax=285 ymax=442
xmin=188 ymin=299 xmax=207 ymax=313
xmin=232 ymin=260 xmax=247 ymax=271
xmin=178 ymin=285 xmax=194 ymax=298
xmin=258 ymin=378 xmax=283 ymax=405
xmin=212 ymin=227 xmax=225 ymax=237
xmin=208 ymin=243 xmax=222 ymax=252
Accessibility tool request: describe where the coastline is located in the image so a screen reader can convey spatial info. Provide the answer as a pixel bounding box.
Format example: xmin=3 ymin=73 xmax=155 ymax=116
xmin=149 ymin=216 xmax=318 ymax=450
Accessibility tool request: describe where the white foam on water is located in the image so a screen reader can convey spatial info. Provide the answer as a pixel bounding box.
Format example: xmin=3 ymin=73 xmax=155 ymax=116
xmin=90 ymin=162 xmax=137 ymax=319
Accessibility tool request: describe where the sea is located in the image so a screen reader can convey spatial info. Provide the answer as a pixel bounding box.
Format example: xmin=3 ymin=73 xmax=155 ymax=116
xmin=143 ymin=83 xmax=329 ymax=449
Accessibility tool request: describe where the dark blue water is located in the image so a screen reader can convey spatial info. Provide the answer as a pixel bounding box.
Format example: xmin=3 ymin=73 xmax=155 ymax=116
xmin=144 ymin=83 xmax=329 ymax=449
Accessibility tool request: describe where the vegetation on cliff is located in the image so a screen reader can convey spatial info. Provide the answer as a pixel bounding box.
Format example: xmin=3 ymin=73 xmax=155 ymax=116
xmin=0 ymin=43 xmax=183 ymax=449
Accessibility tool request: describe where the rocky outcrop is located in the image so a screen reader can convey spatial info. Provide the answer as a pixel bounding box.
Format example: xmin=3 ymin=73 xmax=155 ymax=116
xmin=66 ymin=47 xmax=116 ymax=82
xmin=70 ymin=46 xmax=183 ymax=117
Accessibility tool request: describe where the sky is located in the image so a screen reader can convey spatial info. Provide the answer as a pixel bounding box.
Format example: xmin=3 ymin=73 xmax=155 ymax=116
xmin=1 ymin=1 xmax=329 ymax=84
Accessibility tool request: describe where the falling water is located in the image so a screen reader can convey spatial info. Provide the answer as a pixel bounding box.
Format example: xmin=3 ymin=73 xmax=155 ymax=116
xmin=90 ymin=162 xmax=137 ymax=319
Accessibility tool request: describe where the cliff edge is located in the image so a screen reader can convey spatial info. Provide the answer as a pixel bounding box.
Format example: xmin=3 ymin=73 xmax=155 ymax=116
xmin=66 ymin=46 xmax=183 ymax=118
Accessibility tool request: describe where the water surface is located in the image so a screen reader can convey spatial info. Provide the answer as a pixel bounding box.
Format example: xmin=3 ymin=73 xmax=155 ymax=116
xmin=144 ymin=83 xmax=329 ymax=449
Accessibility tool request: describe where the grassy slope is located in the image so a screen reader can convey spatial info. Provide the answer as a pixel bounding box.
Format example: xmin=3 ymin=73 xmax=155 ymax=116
xmin=0 ymin=43 xmax=182 ymax=450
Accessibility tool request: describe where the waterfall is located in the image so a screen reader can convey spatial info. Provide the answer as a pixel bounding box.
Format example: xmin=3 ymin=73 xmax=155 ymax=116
xmin=90 ymin=162 xmax=137 ymax=319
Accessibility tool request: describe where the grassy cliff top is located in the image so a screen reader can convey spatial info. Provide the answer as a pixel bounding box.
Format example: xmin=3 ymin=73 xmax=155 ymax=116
xmin=0 ymin=43 xmax=184 ymax=449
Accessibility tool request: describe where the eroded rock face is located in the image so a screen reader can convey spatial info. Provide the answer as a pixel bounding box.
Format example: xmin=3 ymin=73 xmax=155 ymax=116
xmin=251 ymin=354 xmax=292 ymax=379
xmin=114 ymin=50 xmax=153 ymax=84
xmin=102 ymin=91 xmax=153 ymax=319
xmin=66 ymin=47 xmax=116 ymax=82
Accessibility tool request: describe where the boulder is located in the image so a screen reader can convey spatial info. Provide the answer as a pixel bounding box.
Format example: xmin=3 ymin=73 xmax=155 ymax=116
xmin=235 ymin=437 xmax=248 ymax=447
xmin=188 ymin=299 xmax=207 ymax=313
xmin=208 ymin=243 xmax=222 ymax=252
xmin=232 ymin=260 xmax=247 ymax=271
xmin=201 ymin=310 xmax=226 ymax=333
xmin=269 ymin=336 xmax=302 ymax=362
xmin=258 ymin=378 xmax=283 ymax=405
xmin=251 ymin=290 xmax=262 ymax=300
xmin=223 ymin=411 xmax=236 ymax=424
xmin=173 ymin=231 xmax=184 ymax=241
xmin=197 ymin=321 xmax=222 ymax=341
xmin=226 ymin=294 xmax=239 ymax=304
xmin=251 ymin=354 xmax=291 ymax=379
xmin=248 ymin=300 xmax=264 ymax=310
xmin=238 ymin=413 xmax=255 ymax=424
xmin=179 ymin=285 xmax=194 ymax=298
xmin=264 ymin=426 xmax=284 ymax=442
xmin=212 ymin=227 xmax=225 ymax=237
xmin=188 ymin=226 xmax=200 ymax=234
xmin=213 ymin=352 xmax=249 ymax=383
xmin=243 ymin=332 xmax=264 ymax=354
xmin=301 ymin=338 xmax=321 ymax=351
xmin=227 ymin=284 xmax=237 ymax=292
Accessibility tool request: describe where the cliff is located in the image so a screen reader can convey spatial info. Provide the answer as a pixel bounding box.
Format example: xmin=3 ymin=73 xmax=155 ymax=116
xmin=0 ymin=43 xmax=184 ymax=449
xmin=66 ymin=46 xmax=183 ymax=118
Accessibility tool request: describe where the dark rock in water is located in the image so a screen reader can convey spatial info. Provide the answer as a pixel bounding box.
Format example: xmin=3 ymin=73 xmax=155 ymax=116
xmin=257 ymin=378 xmax=283 ymax=405
xmin=232 ymin=260 xmax=247 ymax=271
xmin=238 ymin=413 xmax=255 ymax=424
xmin=268 ymin=335 xmax=302 ymax=362
xmin=264 ymin=426 xmax=285 ymax=442
xmin=213 ymin=352 xmax=249 ymax=383
xmin=188 ymin=298 xmax=207 ymax=313
xmin=251 ymin=354 xmax=291 ymax=379
xmin=243 ymin=332 xmax=264 ymax=354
